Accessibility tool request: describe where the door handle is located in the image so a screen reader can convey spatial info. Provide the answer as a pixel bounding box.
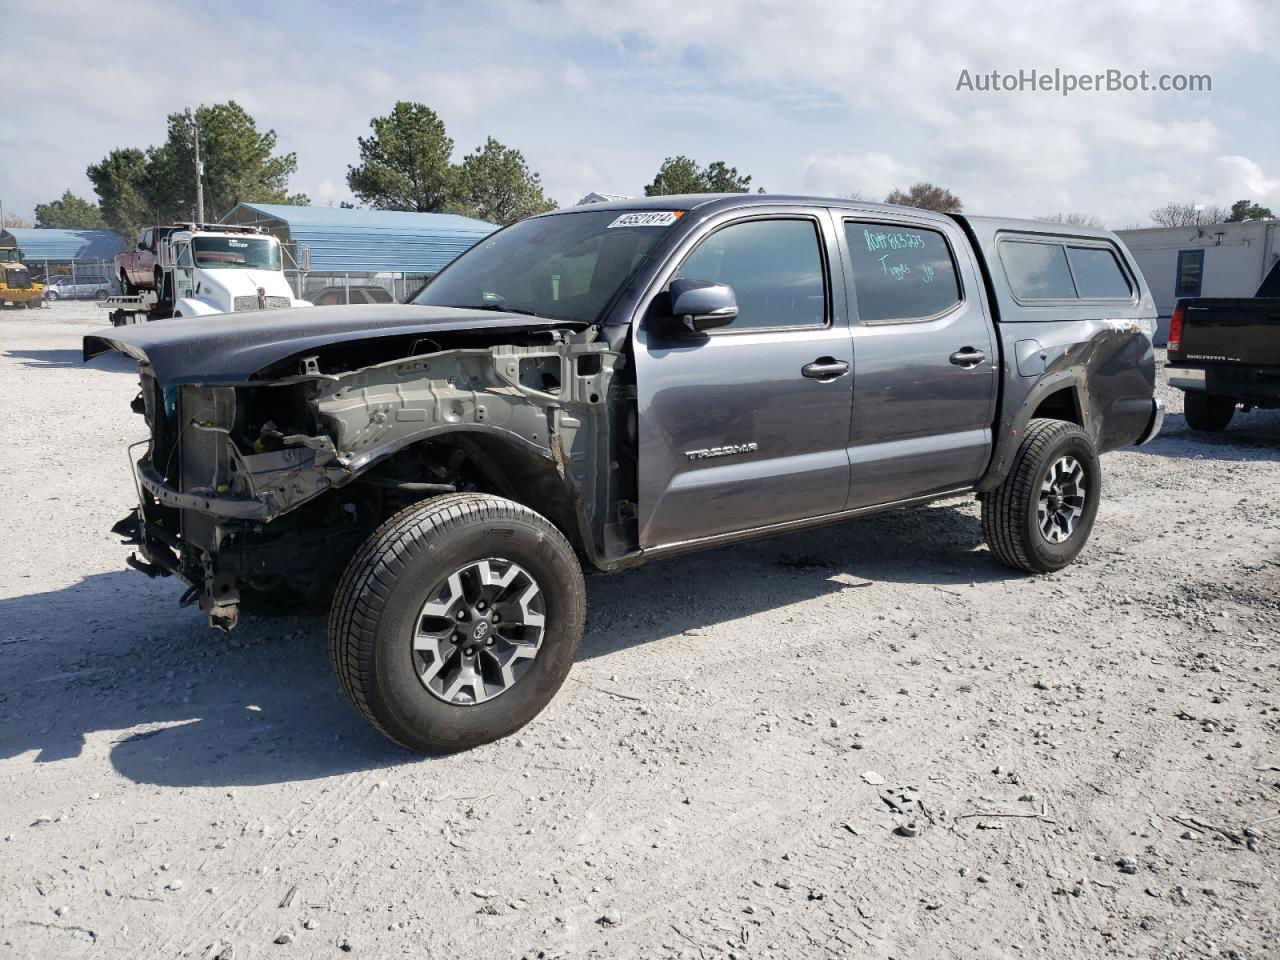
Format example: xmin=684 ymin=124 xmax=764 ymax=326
xmin=949 ymin=347 xmax=985 ymax=367
xmin=801 ymin=357 xmax=850 ymax=381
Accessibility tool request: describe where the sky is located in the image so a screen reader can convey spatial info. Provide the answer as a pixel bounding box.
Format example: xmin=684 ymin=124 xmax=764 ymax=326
xmin=2 ymin=0 xmax=1278 ymax=229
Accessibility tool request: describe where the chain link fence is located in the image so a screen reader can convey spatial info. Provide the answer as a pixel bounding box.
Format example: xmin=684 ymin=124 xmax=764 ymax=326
xmin=288 ymin=271 xmax=435 ymax=305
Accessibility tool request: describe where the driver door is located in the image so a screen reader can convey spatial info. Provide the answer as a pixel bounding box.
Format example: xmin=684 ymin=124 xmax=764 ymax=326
xmin=633 ymin=209 xmax=854 ymax=548
xmin=173 ymin=241 xmax=195 ymax=301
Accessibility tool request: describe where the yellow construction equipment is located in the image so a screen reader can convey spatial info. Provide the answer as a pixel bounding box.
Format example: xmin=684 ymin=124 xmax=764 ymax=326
xmin=0 ymin=239 xmax=43 ymax=308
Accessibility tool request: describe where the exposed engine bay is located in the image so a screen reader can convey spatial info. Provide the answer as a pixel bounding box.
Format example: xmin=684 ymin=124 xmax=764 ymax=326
xmin=108 ymin=322 xmax=637 ymax=630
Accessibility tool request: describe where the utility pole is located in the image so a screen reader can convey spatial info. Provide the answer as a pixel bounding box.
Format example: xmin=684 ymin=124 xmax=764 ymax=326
xmin=194 ymin=116 xmax=205 ymax=225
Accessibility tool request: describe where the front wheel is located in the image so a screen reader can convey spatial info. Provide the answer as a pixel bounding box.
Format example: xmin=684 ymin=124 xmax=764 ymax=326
xmin=1183 ymin=392 xmax=1235 ymax=432
xmin=980 ymin=418 xmax=1101 ymax=574
xmin=328 ymin=494 xmax=586 ymax=753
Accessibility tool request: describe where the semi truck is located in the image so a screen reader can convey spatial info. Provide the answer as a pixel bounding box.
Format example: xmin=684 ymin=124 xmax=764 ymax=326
xmin=103 ymin=223 xmax=310 ymax=325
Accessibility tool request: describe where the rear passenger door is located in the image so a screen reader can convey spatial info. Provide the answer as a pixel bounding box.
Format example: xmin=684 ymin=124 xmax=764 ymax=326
xmin=839 ymin=214 xmax=998 ymax=508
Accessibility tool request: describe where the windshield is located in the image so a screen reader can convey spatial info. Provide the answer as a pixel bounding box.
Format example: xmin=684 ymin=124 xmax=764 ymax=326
xmin=192 ymin=236 xmax=281 ymax=270
xmin=412 ymin=209 xmax=681 ymax=323
xmin=0 ymin=247 xmax=21 ymax=263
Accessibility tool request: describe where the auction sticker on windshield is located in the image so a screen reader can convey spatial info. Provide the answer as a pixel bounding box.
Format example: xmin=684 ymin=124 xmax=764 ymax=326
xmin=607 ymin=211 xmax=683 ymax=228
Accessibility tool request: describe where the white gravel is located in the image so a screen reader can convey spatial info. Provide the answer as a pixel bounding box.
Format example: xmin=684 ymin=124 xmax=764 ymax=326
xmin=1 ymin=301 xmax=1277 ymax=959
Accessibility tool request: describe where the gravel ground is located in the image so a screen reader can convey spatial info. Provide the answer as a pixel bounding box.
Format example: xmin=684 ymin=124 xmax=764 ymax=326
xmin=1 ymin=301 xmax=1277 ymax=960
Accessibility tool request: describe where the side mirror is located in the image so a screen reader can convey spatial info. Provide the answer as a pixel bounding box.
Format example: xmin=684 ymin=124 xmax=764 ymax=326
xmin=667 ymin=278 xmax=738 ymax=333
xmin=137 ymin=241 xmax=147 ymax=251
xmin=158 ymin=243 xmax=175 ymax=269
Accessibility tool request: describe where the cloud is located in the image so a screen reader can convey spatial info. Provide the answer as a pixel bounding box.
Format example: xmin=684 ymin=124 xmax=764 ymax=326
xmin=1 ymin=0 xmax=1277 ymax=227
xmin=802 ymin=153 xmax=927 ymax=200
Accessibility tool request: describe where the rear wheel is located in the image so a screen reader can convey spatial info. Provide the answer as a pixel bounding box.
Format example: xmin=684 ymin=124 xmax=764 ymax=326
xmin=981 ymin=418 xmax=1100 ymax=574
xmin=45 ymin=290 xmax=59 ymax=302
xmin=1183 ymin=392 xmax=1235 ymax=432
xmin=329 ymin=494 xmax=586 ymax=753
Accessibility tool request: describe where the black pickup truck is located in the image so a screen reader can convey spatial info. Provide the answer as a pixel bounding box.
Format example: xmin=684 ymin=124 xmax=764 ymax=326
xmin=1166 ymin=259 xmax=1280 ymax=431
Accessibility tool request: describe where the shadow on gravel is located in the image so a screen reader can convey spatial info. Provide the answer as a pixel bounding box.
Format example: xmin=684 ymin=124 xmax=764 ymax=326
xmin=578 ymin=501 xmax=1019 ymax=661
xmin=0 ymin=502 xmax=1013 ymax=786
xmin=4 ymin=348 xmax=136 ymax=372
xmin=1132 ymin=410 xmax=1280 ymax=461
xmin=0 ymin=571 xmax=405 ymax=788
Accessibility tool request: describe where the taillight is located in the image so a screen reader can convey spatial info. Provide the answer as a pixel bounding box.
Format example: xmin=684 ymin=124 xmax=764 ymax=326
xmin=1167 ymin=304 xmax=1184 ymax=353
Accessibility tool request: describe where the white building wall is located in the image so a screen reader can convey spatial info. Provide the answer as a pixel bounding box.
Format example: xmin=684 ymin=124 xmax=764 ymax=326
xmin=1116 ymin=220 xmax=1279 ymax=343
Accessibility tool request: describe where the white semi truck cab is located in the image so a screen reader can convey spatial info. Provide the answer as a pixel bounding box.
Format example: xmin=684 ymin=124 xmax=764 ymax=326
xmin=162 ymin=226 xmax=309 ymax=317
xmin=104 ymin=223 xmax=310 ymax=325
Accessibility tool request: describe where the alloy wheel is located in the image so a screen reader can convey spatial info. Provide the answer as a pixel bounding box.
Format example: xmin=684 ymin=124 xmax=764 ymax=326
xmin=1037 ymin=455 xmax=1087 ymax=544
xmin=412 ymin=558 xmax=546 ymax=705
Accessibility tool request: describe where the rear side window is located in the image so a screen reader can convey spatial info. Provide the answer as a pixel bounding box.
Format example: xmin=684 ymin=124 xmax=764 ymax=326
xmin=675 ymin=218 xmax=826 ymax=330
xmin=1001 ymin=241 xmax=1077 ymax=299
xmin=1066 ymin=246 xmax=1131 ymax=298
xmin=844 ymin=222 xmax=962 ymax=323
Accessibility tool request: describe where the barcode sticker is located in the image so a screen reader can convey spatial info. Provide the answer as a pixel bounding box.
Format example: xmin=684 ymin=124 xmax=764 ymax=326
xmin=607 ymin=211 xmax=682 ymax=229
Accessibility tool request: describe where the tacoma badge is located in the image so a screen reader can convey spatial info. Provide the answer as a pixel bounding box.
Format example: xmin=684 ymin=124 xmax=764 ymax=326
xmin=684 ymin=442 xmax=759 ymax=461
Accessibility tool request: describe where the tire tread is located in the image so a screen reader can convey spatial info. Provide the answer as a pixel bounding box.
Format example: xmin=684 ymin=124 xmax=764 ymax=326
xmin=980 ymin=418 xmax=1091 ymax=573
xmin=328 ymin=493 xmax=582 ymax=749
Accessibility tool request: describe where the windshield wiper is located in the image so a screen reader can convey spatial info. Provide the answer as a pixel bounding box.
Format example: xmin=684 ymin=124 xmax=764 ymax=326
xmin=452 ymin=303 xmax=545 ymax=318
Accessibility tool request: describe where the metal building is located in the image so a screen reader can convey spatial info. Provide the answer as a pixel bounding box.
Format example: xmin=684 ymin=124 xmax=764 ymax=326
xmin=221 ymin=203 xmax=498 ymax=302
xmin=1117 ymin=219 xmax=1279 ymax=344
xmin=2 ymin=227 xmax=125 ymax=280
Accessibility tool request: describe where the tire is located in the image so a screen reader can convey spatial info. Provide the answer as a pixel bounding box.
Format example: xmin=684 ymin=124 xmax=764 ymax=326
xmin=329 ymin=493 xmax=586 ymax=753
xmin=95 ymin=288 xmax=109 ymax=301
xmin=1183 ymin=392 xmax=1235 ymax=432
xmin=120 ymin=270 xmax=136 ymax=296
xmin=980 ymin=418 xmax=1101 ymax=574
xmin=45 ymin=290 xmax=59 ymax=302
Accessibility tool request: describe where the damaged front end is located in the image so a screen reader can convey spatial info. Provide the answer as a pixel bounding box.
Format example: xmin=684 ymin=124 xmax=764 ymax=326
xmin=112 ymin=324 xmax=630 ymax=630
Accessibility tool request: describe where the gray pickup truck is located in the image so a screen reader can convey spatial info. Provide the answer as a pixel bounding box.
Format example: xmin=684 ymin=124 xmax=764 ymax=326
xmin=86 ymin=195 xmax=1163 ymax=752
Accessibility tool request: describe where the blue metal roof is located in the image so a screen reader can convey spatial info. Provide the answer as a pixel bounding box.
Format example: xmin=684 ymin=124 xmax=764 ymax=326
xmin=3 ymin=228 xmax=125 ymax=262
xmin=224 ymin=203 xmax=498 ymax=274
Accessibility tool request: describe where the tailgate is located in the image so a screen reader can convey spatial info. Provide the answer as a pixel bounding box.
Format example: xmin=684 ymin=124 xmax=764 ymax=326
xmin=1177 ymin=298 xmax=1280 ymax=365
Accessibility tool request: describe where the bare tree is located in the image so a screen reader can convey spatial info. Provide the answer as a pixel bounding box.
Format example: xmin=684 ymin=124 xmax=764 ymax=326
xmin=839 ymin=191 xmax=868 ymax=201
xmin=885 ymin=182 xmax=962 ymax=213
xmin=1037 ymin=212 xmax=1104 ymax=228
xmin=1 ymin=212 xmax=34 ymax=228
xmin=1149 ymin=202 xmax=1230 ymax=227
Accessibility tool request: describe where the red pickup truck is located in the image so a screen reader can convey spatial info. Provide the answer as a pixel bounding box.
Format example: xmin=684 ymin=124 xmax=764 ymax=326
xmin=114 ymin=226 xmax=180 ymax=293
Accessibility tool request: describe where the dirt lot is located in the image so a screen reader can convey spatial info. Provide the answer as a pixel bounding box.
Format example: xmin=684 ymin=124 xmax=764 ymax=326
xmin=1 ymin=301 xmax=1277 ymax=960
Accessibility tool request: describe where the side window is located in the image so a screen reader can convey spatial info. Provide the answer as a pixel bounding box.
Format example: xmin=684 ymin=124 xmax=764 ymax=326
xmin=1001 ymin=241 xmax=1077 ymax=300
xmin=1175 ymin=249 xmax=1204 ymax=298
xmin=1067 ymin=246 xmax=1132 ymax=299
xmin=141 ymin=229 xmax=153 ymax=249
xmin=674 ymin=218 xmax=826 ymax=330
xmin=845 ymin=222 xmax=961 ymax=323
